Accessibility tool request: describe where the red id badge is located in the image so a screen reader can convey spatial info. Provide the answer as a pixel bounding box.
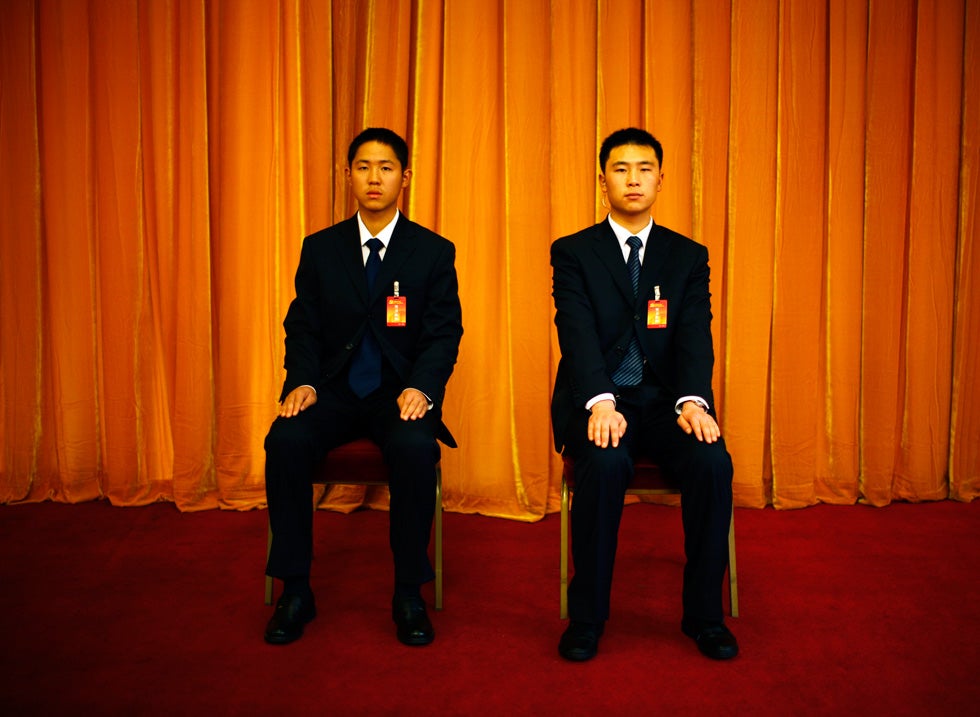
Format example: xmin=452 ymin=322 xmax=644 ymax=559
xmin=647 ymin=299 xmax=667 ymax=329
xmin=387 ymin=296 xmax=407 ymax=326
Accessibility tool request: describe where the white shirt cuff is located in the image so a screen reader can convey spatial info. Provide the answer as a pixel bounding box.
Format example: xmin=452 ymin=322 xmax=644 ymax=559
xmin=586 ymin=393 xmax=617 ymax=411
xmin=675 ymin=395 xmax=709 ymax=414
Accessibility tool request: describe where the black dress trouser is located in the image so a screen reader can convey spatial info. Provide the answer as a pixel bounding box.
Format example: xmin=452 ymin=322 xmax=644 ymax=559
xmin=562 ymin=381 xmax=734 ymax=624
xmin=264 ymin=377 xmax=441 ymax=588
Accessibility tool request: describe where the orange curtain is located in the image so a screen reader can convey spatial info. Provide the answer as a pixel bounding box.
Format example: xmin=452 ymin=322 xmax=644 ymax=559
xmin=1 ymin=0 xmax=977 ymax=517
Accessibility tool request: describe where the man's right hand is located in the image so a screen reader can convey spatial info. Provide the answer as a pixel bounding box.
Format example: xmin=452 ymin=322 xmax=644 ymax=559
xmin=278 ymin=386 xmax=317 ymax=418
xmin=587 ymin=399 xmax=627 ymax=448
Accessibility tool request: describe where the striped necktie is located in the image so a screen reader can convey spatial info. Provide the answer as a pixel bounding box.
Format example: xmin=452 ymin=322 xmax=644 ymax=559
xmin=611 ymin=236 xmax=644 ymax=386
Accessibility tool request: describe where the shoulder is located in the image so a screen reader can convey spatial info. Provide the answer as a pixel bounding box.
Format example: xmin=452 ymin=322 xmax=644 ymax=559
xmin=302 ymin=216 xmax=357 ymax=246
xmin=653 ymin=223 xmax=707 ymax=259
xmin=552 ymin=221 xmax=607 ymax=252
xmin=394 ymin=216 xmax=457 ymax=260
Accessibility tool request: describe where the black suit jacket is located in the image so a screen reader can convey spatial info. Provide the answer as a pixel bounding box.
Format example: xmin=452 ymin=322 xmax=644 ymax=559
xmin=280 ymin=213 xmax=463 ymax=445
xmin=550 ymin=219 xmax=716 ymax=451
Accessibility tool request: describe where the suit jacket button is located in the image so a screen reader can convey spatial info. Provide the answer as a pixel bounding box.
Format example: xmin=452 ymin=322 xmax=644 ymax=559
xmin=344 ymin=343 xmax=354 ymax=350
xmin=634 ymin=314 xmax=641 ymax=321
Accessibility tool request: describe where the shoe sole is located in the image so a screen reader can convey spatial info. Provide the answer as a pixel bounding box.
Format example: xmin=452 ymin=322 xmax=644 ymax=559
xmin=397 ymin=630 xmax=435 ymax=646
xmin=264 ymin=611 xmax=316 ymax=645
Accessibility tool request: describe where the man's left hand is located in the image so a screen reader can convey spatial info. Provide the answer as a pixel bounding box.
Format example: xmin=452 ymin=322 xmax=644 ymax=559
xmin=398 ymin=388 xmax=429 ymax=421
xmin=677 ymin=401 xmax=721 ymax=443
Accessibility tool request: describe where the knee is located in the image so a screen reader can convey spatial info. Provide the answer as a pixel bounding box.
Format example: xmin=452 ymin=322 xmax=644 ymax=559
xmin=684 ymin=440 xmax=734 ymax=491
xmin=585 ymin=445 xmax=632 ymax=475
xmin=572 ymin=445 xmax=633 ymax=494
xmin=383 ymin=424 xmax=439 ymax=466
xmin=264 ymin=416 xmax=315 ymax=456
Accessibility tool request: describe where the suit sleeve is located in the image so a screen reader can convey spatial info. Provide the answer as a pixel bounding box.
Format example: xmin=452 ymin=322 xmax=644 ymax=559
xmin=404 ymin=240 xmax=463 ymax=407
xmin=670 ymin=243 xmax=716 ymax=405
xmin=551 ymin=238 xmax=618 ymax=407
xmin=279 ymin=236 xmax=323 ymax=401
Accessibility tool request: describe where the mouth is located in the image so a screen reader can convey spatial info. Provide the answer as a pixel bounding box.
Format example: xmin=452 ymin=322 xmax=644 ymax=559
xmin=624 ymin=193 xmax=644 ymax=200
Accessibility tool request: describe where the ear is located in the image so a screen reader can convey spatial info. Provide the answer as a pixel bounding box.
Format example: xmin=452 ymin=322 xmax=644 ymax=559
xmin=401 ymin=168 xmax=413 ymax=188
xmin=344 ymin=166 xmax=352 ymax=184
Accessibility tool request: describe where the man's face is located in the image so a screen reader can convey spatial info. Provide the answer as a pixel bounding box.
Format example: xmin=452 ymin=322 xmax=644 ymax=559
xmin=599 ymin=143 xmax=663 ymax=219
xmin=345 ymin=140 xmax=411 ymax=216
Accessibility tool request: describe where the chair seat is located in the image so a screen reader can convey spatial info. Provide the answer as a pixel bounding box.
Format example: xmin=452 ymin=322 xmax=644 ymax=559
xmin=315 ymin=438 xmax=388 ymax=484
xmin=563 ymin=456 xmax=675 ymax=492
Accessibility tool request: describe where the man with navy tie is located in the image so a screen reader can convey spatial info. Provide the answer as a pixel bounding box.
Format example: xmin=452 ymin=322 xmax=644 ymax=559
xmin=263 ymin=128 xmax=463 ymax=647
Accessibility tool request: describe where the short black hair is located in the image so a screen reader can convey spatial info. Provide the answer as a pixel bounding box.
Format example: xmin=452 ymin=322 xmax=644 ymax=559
xmin=599 ymin=128 xmax=663 ymax=172
xmin=347 ymin=128 xmax=410 ymax=170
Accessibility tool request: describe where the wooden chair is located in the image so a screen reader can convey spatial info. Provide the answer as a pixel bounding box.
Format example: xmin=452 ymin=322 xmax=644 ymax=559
xmin=265 ymin=438 xmax=443 ymax=609
xmin=560 ymin=455 xmax=738 ymax=619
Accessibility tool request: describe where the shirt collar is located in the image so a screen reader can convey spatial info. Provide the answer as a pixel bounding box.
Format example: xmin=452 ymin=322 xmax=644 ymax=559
xmin=356 ymin=210 xmax=400 ymax=247
xmin=607 ymin=214 xmax=653 ymax=250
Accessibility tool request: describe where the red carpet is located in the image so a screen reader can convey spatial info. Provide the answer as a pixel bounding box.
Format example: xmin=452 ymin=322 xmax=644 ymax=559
xmin=1 ymin=499 xmax=978 ymax=715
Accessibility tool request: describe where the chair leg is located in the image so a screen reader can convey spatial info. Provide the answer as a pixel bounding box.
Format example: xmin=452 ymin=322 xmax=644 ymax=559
xmin=434 ymin=465 xmax=443 ymax=610
xmin=265 ymin=522 xmax=274 ymax=605
xmin=560 ymin=477 xmax=569 ymax=620
xmin=728 ymin=507 xmax=738 ymax=618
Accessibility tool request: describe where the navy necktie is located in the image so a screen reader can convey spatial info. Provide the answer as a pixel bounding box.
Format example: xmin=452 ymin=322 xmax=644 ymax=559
xmin=349 ymin=238 xmax=384 ymax=398
xmin=611 ymin=236 xmax=644 ymax=387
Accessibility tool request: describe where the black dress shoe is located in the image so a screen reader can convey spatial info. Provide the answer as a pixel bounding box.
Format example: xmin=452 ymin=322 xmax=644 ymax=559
xmin=264 ymin=592 xmax=316 ymax=645
xmin=558 ymin=621 xmax=604 ymax=661
xmin=681 ymin=618 xmax=739 ymax=660
xmin=392 ymin=596 xmax=434 ymax=646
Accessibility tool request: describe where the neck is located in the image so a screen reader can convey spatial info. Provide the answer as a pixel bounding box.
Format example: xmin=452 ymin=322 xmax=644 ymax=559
xmin=610 ymin=210 xmax=650 ymax=235
xmin=359 ymin=207 xmax=398 ymax=237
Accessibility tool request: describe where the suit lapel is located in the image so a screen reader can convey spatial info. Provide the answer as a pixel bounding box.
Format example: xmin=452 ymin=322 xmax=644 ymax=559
xmin=637 ymin=222 xmax=674 ymax=301
xmin=589 ymin=222 xmax=635 ymax=305
xmin=338 ymin=216 xmax=370 ymax=301
xmin=373 ymin=214 xmax=417 ymax=300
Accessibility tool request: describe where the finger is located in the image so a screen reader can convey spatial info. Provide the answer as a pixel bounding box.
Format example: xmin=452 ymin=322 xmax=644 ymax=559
xmin=609 ymin=425 xmax=619 ymax=448
xmin=691 ymin=417 xmax=705 ymax=442
xmin=402 ymin=399 xmax=423 ymax=420
xmin=706 ymin=421 xmax=719 ymax=443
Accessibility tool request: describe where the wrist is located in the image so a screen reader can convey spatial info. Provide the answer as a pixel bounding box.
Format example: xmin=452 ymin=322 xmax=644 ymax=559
xmin=591 ymin=399 xmax=616 ymax=414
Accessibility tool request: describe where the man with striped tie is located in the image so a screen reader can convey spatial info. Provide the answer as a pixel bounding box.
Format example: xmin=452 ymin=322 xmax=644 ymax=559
xmin=550 ymin=128 xmax=737 ymax=662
